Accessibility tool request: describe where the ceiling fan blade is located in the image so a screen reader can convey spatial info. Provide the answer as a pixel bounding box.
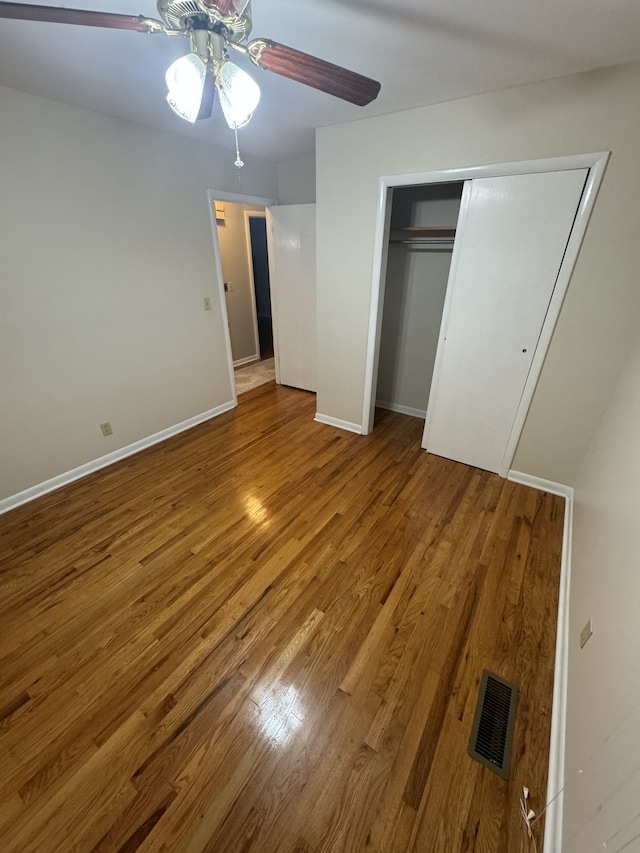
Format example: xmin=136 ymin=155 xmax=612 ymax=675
xmin=0 ymin=2 xmax=160 ymax=32
xmin=247 ymin=39 xmax=381 ymax=106
xmin=197 ymin=70 xmax=216 ymax=121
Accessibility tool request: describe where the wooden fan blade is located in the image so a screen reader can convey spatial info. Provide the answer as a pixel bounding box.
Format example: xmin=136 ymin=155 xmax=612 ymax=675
xmin=0 ymin=2 xmax=159 ymax=32
xmin=247 ymin=39 xmax=380 ymax=106
xmin=196 ymin=70 xmax=216 ymax=121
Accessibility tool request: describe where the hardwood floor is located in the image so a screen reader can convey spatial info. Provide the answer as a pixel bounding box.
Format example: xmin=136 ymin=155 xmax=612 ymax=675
xmin=0 ymin=384 xmax=564 ymax=852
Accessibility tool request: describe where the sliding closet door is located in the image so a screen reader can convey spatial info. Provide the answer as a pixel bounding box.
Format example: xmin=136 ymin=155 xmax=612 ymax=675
xmin=422 ymin=169 xmax=587 ymax=474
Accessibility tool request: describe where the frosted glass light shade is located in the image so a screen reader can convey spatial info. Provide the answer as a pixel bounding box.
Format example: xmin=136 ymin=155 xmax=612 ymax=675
xmin=166 ymin=53 xmax=206 ymax=123
xmin=217 ymin=60 xmax=261 ymax=129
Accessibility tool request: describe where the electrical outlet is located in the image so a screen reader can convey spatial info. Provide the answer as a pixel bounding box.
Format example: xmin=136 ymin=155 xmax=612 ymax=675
xmin=227 ymin=281 xmax=234 ymax=292
xmin=100 ymin=422 xmax=113 ymax=437
xmin=203 ymin=297 xmax=211 ymax=311
xmin=580 ymin=618 xmax=593 ymax=648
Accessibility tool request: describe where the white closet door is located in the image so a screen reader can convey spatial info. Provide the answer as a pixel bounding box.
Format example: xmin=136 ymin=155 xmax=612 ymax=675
xmin=422 ymin=169 xmax=587 ymax=474
xmin=267 ymin=204 xmax=317 ymax=392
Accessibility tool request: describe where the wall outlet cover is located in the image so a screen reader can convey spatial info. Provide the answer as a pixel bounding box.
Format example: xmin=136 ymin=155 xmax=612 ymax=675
xmin=580 ymin=618 xmax=593 ymax=648
xmin=100 ymin=422 xmax=113 ymax=437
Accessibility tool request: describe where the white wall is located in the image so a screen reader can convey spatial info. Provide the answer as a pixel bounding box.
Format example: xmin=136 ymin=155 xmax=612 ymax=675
xmin=277 ymin=157 xmax=316 ymax=204
xmin=216 ymin=201 xmax=264 ymax=363
xmin=0 ymin=84 xmax=277 ymax=503
xmin=316 ymin=60 xmax=640 ymax=485
xmin=563 ymin=331 xmax=640 ymax=851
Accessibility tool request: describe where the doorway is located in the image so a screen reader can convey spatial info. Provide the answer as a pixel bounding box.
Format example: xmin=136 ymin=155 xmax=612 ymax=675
xmin=245 ymin=212 xmax=274 ymax=360
xmin=374 ymin=182 xmax=463 ymax=422
xmin=206 ymin=189 xmax=276 ymax=402
xmin=215 ymin=199 xmax=272 ymax=367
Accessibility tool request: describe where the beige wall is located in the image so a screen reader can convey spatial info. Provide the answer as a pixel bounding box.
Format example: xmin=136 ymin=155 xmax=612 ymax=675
xmin=316 ymin=60 xmax=640 ymax=485
xmin=277 ymin=157 xmax=316 ymax=204
xmin=564 ymin=331 xmax=640 ymax=850
xmin=0 ymin=84 xmax=277 ymax=503
xmin=216 ymin=201 xmax=264 ymax=363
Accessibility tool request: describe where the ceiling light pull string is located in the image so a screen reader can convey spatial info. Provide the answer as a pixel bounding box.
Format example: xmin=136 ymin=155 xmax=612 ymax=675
xmin=234 ymin=125 xmax=244 ymax=170
xmin=233 ymin=125 xmax=244 ymax=188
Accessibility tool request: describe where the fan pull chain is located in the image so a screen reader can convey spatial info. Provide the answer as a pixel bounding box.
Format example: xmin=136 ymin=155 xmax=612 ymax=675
xmin=234 ymin=126 xmax=244 ymax=170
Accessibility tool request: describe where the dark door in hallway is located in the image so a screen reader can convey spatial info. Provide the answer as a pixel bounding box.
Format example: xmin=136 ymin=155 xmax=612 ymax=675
xmin=249 ymin=215 xmax=273 ymax=359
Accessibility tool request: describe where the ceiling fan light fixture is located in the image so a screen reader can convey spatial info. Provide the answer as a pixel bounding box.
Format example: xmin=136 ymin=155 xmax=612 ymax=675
xmin=216 ymin=60 xmax=260 ymax=129
xmin=165 ymin=52 xmax=206 ymax=123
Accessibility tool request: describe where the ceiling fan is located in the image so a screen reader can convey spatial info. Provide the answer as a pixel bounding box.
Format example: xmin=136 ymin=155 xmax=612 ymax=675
xmin=0 ymin=0 xmax=381 ymax=132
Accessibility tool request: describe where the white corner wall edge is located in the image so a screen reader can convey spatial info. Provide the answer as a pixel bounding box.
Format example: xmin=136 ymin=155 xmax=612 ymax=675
xmin=0 ymin=400 xmax=237 ymax=516
xmin=314 ymin=413 xmax=363 ymax=434
xmin=509 ymin=469 xmax=574 ymax=853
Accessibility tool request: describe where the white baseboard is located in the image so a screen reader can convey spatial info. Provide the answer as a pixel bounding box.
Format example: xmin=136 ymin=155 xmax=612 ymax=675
xmin=507 ymin=469 xmax=573 ymax=499
xmin=314 ymin=413 xmax=363 ymax=434
xmin=0 ymin=400 xmax=237 ymax=516
xmin=233 ymin=354 xmax=260 ymax=368
xmin=375 ymin=400 xmax=427 ymax=419
xmin=509 ymin=470 xmax=573 ymax=852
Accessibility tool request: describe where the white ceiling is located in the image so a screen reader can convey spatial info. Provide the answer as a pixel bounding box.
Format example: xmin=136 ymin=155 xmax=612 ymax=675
xmin=1 ymin=0 xmax=639 ymax=163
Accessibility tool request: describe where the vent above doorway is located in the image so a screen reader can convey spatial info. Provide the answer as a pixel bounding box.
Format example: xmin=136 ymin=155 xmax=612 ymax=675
xmin=468 ymin=669 xmax=519 ymax=779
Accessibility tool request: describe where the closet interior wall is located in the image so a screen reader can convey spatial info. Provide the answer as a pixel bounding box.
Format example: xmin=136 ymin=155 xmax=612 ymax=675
xmin=375 ymin=183 xmax=463 ymax=420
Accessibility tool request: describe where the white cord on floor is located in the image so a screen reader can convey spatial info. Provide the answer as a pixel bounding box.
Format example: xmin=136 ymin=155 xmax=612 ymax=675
xmin=521 ymin=787 xmax=539 ymax=853
xmin=521 ymin=783 xmax=567 ymax=852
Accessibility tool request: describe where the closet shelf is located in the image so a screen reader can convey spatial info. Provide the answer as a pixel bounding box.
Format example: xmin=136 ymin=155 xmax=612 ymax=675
xmin=389 ymin=225 xmax=457 ymax=245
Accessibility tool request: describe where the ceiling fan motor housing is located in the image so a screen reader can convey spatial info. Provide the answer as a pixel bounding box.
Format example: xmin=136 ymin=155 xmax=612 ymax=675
xmin=157 ymin=0 xmax=251 ymax=41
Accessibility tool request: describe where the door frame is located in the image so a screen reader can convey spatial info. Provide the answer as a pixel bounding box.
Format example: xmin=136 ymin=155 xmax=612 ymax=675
xmin=206 ymin=189 xmax=277 ymax=401
xmin=243 ymin=209 xmax=267 ymax=362
xmin=361 ymin=152 xmax=609 ymax=473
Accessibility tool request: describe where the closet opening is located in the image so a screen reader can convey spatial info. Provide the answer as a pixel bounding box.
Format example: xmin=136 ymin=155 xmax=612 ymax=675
xmin=373 ymin=181 xmax=463 ymax=430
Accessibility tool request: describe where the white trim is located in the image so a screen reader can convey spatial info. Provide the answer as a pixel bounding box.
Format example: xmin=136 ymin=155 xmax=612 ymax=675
xmin=378 ymin=152 xmax=609 ymax=189
xmin=206 ymin=193 xmax=239 ymax=405
xmin=233 ymin=354 xmax=261 ymax=368
xmin=507 ymin=469 xmax=573 ymax=499
xmin=362 ymin=153 xmax=610 ymax=448
xmin=206 ymin=189 xmax=277 ymax=208
xmin=314 ymin=413 xmax=363 ymax=434
xmin=243 ymin=209 xmax=266 ymax=362
xmin=509 ymin=469 xmax=574 ymax=852
xmin=0 ymin=401 xmax=237 ymax=516
xmin=376 ymin=400 xmax=426 ymax=419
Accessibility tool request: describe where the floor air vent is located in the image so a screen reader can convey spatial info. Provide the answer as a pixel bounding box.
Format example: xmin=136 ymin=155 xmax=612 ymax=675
xmin=468 ymin=670 xmax=519 ymax=779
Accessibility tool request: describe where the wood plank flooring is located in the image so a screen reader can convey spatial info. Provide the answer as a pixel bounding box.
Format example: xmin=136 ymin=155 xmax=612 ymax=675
xmin=0 ymin=383 xmax=564 ymax=852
